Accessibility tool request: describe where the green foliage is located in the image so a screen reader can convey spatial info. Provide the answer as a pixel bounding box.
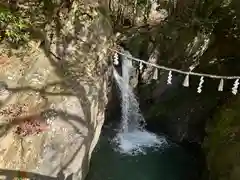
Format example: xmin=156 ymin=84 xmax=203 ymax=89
xmin=136 ymin=0 xmax=149 ymax=7
xmin=0 ymin=7 xmax=30 ymax=44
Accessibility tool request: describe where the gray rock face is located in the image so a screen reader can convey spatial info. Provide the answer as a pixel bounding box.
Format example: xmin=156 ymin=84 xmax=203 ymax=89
xmin=0 ymin=1 xmax=112 ymax=180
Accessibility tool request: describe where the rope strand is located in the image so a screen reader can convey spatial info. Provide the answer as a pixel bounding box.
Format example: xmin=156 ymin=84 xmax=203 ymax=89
xmin=109 ymin=48 xmax=240 ymax=80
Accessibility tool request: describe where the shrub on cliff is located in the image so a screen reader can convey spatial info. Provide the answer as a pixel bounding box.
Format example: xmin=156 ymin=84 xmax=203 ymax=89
xmin=0 ymin=6 xmax=30 ymax=44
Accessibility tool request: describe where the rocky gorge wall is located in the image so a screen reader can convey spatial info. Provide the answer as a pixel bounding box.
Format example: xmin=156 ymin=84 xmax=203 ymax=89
xmin=1 ymin=0 xmax=240 ymax=180
xmin=203 ymin=95 xmax=240 ymax=180
xmin=0 ymin=0 xmax=112 ymax=179
xmin=110 ymin=0 xmax=240 ymax=180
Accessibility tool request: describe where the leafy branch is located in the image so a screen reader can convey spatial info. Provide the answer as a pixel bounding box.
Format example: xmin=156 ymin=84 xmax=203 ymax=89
xmin=0 ymin=6 xmax=30 ymax=44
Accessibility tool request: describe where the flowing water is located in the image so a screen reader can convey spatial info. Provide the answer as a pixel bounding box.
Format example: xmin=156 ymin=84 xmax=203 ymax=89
xmin=112 ymin=52 xmax=167 ymax=155
xmin=114 ymin=51 xmax=144 ymax=133
xmin=86 ymin=129 xmax=198 ymax=180
xmin=86 ymin=52 xmax=199 ymax=179
xmin=113 ymin=71 xmax=166 ymax=154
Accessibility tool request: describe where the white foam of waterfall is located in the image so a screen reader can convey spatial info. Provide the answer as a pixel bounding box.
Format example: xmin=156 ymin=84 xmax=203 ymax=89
xmin=112 ymin=52 xmax=167 ymax=155
xmin=113 ymin=54 xmax=145 ymax=133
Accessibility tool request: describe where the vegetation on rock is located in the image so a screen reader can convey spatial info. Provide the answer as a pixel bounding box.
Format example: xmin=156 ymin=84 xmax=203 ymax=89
xmin=0 ymin=6 xmax=29 ymax=44
xmin=0 ymin=0 xmax=240 ymax=180
xmin=204 ymin=95 xmax=240 ymax=180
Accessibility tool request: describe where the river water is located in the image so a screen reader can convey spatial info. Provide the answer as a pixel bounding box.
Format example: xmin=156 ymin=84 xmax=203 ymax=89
xmin=86 ymin=124 xmax=199 ymax=180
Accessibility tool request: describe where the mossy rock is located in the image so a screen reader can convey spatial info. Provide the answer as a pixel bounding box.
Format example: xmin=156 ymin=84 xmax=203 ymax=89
xmin=203 ymin=95 xmax=240 ymax=180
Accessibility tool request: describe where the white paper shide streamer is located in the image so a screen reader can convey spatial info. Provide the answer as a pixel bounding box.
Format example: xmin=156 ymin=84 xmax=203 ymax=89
xmin=113 ymin=52 xmax=119 ymax=65
xmin=139 ymin=61 xmax=144 ymax=71
xmin=167 ymin=71 xmax=172 ymax=84
xmin=183 ymin=74 xmax=190 ymax=87
xmin=197 ymin=76 xmax=204 ymax=93
xmin=218 ymin=79 xmax=224 ymax=92
xmin=232 ymin=79 xmax=239 ymax=95
xmin=153 ymin=68 xmax=158 ymax=80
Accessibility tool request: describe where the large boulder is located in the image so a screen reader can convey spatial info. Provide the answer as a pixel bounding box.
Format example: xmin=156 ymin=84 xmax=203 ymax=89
xmin=0 ymin=0 xmax=112 ymax=179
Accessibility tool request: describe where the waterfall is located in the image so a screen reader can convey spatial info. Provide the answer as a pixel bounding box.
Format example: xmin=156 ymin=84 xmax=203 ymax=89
xmin=113 ymin=51 xmax=145 ymax=133
xmin=112 ymin=50 xmax=167 ymax=155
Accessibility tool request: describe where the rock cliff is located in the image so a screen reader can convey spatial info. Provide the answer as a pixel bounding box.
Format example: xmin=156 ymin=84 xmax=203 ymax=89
xmin=203 ymin=96 xmax=240 ymax=180
xmin=0 ymin=0 xmax=112 ymax=179
xmin=1 ymin=0 xmax=240 ymax=180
